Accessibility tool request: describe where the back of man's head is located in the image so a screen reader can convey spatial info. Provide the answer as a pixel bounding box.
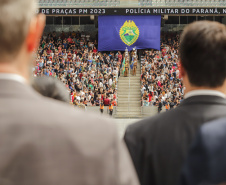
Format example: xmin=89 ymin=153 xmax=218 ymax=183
xmin=179 ymin=21 xmax=226 ymax=88
xmin=0 ymin=0 xmax=37 ymax=61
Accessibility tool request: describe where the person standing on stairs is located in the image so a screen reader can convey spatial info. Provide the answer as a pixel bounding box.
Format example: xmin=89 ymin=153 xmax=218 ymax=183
xmin=124 ymin=61 xmax=129 ymax=77
xmin=133 ymin=59 xmax=138 ymax=76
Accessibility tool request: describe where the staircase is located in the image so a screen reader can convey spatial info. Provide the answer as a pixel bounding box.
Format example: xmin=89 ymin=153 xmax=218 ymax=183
xmin=115 ymin=61 xmax=141 ymax=118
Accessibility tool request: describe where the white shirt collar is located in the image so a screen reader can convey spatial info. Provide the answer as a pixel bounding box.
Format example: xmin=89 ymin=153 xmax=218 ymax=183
xmin=0 ymin=73 xmax=27 ymax=84
xmin=184 ymin=90 xmax=226 ymax=99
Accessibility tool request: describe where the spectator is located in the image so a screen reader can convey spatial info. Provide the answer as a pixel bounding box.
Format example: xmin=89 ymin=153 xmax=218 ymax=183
xmin=35 ymin=32 xmax=120 ymax=107
xmin=124 ymin=21 xmax=226 ymax=185
xmin=104 ymin=95 xmax=110 ymax=106
xmin=140 ymin=32 xmax=183 ymax=107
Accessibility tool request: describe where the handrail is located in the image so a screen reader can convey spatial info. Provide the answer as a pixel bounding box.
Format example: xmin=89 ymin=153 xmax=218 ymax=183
xmin=128 ymin=56 xmax=130 ymax=117
xmin=38 ymin=1 xmax=226 ymax=7
xmin=140 ymin=57 xmax=142 ymax=116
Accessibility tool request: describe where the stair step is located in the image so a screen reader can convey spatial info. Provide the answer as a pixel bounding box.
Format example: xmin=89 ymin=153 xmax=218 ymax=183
xmin=118 ymin=100 xmax=140 ymax=103
xmin=118 ymin=97 xmax=141 ymax=101
xmin=118 ymin=98 xmax=141 ymax=101
xmin=116 ymin=108 xmax=141 ymax=112
xmin=117 ymin=105 xmax=141 ymax=108
xmin=119 ymin=77 xmax=140 ymax=82
xmin=118 ymin=103 xmax=141 ymax=107
xmin=120 ymin=76 xmax=140 ymax=78
xmin=118 ymin=87 xmax=140 ymax=89
xmin=118 ymin=94 xmax=140 ymax=97
xmin=116 ymin=112 xmax=142 ymax=116
xmin=116 ymin=61 xmax=142 ymax=117
xmin=118 ymin=84 xmax=140 ymax=86
xmin=114 ymin=115 xmax=143 ymax=118
xmin=118 ymin=92 xmax=141 ymax=95
xmin=118 ymin=89 xmax=141 ymax=92
xmin=118 ymin=85 xmax=140 ymax=88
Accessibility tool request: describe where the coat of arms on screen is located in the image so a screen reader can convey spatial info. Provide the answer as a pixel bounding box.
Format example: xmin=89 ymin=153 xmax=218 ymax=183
xmin=119 ymin=20 xmax=140 ymax=46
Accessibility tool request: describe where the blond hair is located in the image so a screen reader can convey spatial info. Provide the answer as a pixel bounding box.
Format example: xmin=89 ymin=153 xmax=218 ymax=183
xmin=0 ymin=0 xmax=37 ymax=61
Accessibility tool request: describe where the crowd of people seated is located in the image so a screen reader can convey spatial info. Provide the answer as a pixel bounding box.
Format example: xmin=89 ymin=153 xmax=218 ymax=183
xmin=34 ymin=31 xmax=121 ymax=107
xmin=140 ymin=32 xmax=184 ymax=110
xmin=34 ymin=31 xmax=185 ymax=110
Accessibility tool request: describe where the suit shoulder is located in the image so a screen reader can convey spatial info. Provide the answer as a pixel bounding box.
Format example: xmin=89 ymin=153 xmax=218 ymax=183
xmin=126 ymin=107 xmax=189 ymax=136
xmin=21 ymin=97 xmax=118 ymax=140
xmin=201 ymin=117 xmax=226 ymax=146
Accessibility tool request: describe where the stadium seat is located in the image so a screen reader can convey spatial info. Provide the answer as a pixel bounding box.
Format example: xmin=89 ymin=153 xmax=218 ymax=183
xmin=156 ymin=0 xmax=165 ymax=6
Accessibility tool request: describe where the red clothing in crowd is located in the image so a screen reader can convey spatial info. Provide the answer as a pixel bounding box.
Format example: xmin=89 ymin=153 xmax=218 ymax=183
xmin=162 ymin=49 xmax=166 ymax=56
xmin=104 ymin=98 xmax=110 ymax=106
xmin=148 ymin=93 xmax=152 ymax=102
xmin=47 ymin=49 xmax=51 ymax=54
xmin=118 ymin=54 xmax=122 ymax=63
xmin=79 ymin=73 xmax=83 ymax=80
xmin=67 ymin=37 xmax=72 ymax=43
xmin=157 ymin=81 xmax=162 ymax=87
xmin=71 ymin=93 xmax=74 ymax=102
xmin=113 ymin=94 xmax=116 ymax=100
xmin=67 ymin=52 xmax=72 ymax=60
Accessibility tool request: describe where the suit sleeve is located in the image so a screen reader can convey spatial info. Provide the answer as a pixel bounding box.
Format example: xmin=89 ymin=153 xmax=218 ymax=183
xmin=124 ymin=126 xmax=144 ymax=184
xmin=180 ymin=130 xmax=209 ymax=185
xmin=113 ymin=127 xmax=140 ymax=185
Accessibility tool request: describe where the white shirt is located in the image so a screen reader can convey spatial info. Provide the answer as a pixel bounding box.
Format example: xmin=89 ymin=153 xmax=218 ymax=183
xmin=0 ymin=73 xmax=26 ymax=84
xmin=184 ymin=90 xmax=226 ymax=99
xmin=109 ymin=79 xmax=113 ymax=86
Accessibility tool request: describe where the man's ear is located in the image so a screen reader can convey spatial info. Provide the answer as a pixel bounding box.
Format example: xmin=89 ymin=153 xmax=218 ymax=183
xmin=179 ymin=59 xmax=186 ymax=78
xmin=26 ymin=14 xmax=46 ymax=53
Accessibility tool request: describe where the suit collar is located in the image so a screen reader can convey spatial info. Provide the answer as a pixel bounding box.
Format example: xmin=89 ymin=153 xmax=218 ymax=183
xmin=180 ymin=95 xmax=226 ymax=106
xmin=0 ymin=80 xmax=41 ymax=99
xmin=0 ymin=73 xmax=27 ymax=84
xmin=184 ymin=90 xmax=225 ymax=99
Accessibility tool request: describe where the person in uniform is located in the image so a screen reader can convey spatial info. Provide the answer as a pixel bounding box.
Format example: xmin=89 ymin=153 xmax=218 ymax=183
xmin=100 ymin=100 xmax=104 ymax=114
xmin=109 ymin=101 xmax=114 ymax=116
xmin=133 ymin=59 xmax=138 ymax=76
xmin=124 ymin=61 xmax=129 ymax=77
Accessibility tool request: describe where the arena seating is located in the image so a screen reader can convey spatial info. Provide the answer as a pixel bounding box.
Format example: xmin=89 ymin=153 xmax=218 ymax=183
xmin=140 ymin=32 xmax=184 ymax=110
xmin=35 ymin=31 xmax=119 ymax=107
xmin=38 ymin=0 xmax=120 ymax=6
xmin=39 ymin=0 xmax=226 ymax=7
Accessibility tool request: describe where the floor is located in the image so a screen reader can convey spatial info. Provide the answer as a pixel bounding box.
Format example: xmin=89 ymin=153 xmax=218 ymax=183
xmin=114 ymin=119 xmax=141 ymax=138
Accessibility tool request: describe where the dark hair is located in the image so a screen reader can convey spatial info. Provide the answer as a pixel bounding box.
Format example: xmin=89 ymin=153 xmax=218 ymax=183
xmin=179 ymin=21 xmax=226 ymax=87
xmin=32 ymin=77 xmax=70 ymax=103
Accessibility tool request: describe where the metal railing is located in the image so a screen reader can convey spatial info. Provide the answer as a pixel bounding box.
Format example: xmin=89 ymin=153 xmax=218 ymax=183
xmin=38 ymin=0 xmax=120 ymax=7
xmin=38 ymin=0 xmax=226 ymax=7
xmin=128 ymin=57 xmax=131 ymax=116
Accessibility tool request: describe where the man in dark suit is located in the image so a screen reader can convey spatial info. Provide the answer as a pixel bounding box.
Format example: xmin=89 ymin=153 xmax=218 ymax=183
xmin=0 ymin=1 xmax=139 ymax=185
xmin=180 ymin=117 xmax=226 ymax=185
xmin=124 ymin=21 xmax=226 ymax=185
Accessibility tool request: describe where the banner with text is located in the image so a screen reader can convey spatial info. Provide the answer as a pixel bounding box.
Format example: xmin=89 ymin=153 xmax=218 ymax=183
xmin=38 ymin=8 xmax=226 ymax=15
